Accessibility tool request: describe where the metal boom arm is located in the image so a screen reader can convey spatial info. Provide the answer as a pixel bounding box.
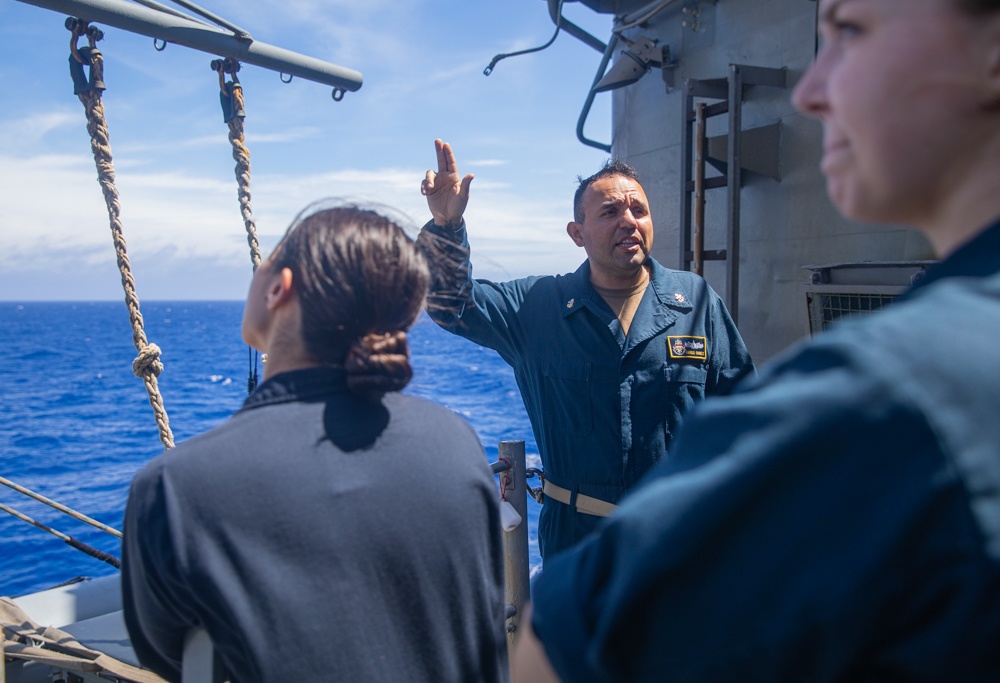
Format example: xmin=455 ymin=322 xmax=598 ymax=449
xmin=15 ymin=0 xmax=364 ymax=93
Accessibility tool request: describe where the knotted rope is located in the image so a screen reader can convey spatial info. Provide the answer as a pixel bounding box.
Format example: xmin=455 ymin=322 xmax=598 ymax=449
xmin=70 ymin=19 xmax=174 ymax=449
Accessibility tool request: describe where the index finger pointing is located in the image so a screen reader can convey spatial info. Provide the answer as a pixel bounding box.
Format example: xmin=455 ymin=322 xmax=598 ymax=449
xmin=437 ymin=139 xmax=458 ymax=175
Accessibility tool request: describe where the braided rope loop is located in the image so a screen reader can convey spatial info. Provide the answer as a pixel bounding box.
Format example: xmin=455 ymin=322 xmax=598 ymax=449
xmin=77 ymin=81 xmax=175 ymax=450
xmin=218 ymin=71 xmax=262 ymax=394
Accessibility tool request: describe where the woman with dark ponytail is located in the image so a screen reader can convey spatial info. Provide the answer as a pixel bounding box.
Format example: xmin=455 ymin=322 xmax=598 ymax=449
xmin=122 ymin=204 xmax=508 ymax=683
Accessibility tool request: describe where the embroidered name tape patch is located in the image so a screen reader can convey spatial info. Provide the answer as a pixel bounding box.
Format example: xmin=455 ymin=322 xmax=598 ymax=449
xmin=667 ymin=335 xmax=708 ymax=360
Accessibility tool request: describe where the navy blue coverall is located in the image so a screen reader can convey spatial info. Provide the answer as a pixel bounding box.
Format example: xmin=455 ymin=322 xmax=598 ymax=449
xmin=419 ymin=220 xmax=754 ymax=558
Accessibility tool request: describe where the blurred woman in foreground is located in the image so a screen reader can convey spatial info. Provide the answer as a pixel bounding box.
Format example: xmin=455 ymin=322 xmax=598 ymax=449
xmin=515 ymin=0 xmax=1000 ymax=680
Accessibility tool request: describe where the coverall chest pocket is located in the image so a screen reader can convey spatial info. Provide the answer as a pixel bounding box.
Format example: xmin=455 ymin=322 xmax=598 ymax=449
xmin=543 ymin=361 xmax=593 ymax=435
xmin=663 ymin=363 xmax=709 ymax=407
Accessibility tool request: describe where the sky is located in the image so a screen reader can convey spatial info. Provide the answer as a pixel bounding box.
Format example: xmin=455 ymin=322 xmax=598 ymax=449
xmin=0 ymin=0 xmax=616 ymax=300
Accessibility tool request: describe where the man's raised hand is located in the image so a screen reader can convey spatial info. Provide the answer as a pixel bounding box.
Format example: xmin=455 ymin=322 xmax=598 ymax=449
xmin=422 ymin=138 xmax=474 ymax=227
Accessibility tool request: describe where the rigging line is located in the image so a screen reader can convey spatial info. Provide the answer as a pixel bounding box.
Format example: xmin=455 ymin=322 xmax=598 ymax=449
xmin=214 ymin=59 xmax=263 ymax=394
xmin=69 ymin=20 xmax=176 ymax=449
xmin=484 ymin=0 xmax=565 ymax=76
xmin=214 ymin=60 xmax=261 ymax=272
xmin=0 ymin=476 xmax=122 ymax=539
xmin=229 ymin=85 xmax=260 ymax=269
xmin=166 ymin=0 xmax=252 ymax=39
xmin=248 ymin=345 xmax=259 ymax=394
xmin=0 ymin=503 xmax=121 ymax=569
xmin=124 ymin=0 xmax=215 ymax=28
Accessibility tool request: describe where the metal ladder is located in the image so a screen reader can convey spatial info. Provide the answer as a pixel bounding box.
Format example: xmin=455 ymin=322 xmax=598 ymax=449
xmin=679 ymin=64 xmax=787 ymax=324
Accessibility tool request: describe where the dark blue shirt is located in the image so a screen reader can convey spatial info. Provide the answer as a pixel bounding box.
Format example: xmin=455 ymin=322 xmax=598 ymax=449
xmin=419 ymin=221 xmax=753 ymax=558
xmin=531 ymin=218 xmax=1000 ymax=681
xmin=122 ymin=368 xmax=507 ymax=683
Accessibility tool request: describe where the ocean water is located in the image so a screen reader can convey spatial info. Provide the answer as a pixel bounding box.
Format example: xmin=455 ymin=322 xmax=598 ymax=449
xmin=0 ymin=301 xmax=542 ymax=597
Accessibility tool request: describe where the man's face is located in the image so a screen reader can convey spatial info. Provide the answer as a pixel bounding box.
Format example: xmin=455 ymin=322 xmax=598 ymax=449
xmin=567 ymin=174 xmax=653 ymax=286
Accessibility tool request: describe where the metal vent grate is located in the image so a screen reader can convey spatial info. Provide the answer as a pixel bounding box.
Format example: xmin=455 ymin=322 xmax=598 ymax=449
xmin=806 ymin=291 xmax=899 ymax=334
xmin=802 ymin=261 xmax=936 ymax=336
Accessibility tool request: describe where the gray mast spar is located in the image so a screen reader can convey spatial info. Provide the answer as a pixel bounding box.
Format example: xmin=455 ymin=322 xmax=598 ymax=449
xmin=14 ymin=0 xmax=364 ymax=95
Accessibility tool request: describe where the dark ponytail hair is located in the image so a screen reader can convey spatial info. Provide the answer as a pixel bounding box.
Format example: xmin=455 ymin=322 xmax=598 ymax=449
xmin=269 ymin=203 xmax=429 ymax=398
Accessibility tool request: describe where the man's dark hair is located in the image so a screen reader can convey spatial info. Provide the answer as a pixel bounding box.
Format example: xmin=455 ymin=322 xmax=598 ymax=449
xmin=573 ymin=158 xmax=642 ymax=223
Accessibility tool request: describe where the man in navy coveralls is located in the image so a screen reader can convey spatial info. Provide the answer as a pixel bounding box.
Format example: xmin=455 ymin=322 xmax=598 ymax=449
xmin=419 ymin=140 xmax=754 ymax=559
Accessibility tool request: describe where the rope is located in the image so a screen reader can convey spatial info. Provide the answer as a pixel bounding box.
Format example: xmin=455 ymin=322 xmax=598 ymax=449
xmin=498 ymin=456 xmax=512 ymax=501
xmin=0 ymin=475 xmax=122 ymax=538
xmin=70 ymin=20 xmax=175 ymax=449
xmin=215 ymin=60 xmax=262 ymax=271
xmin=229 ymin=88 xmax=262 ymax=269
xmin=214 ymin=58 xmax=263 ymax=394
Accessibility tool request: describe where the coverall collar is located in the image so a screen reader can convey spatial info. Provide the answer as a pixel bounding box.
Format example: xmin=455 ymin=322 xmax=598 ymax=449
xmin=560 ymin=259 xmax=696 ymax=314
xmin=560 ymin=258 xmax=699 ymax=351
xmin=905 ymin=216 xmax=1000 ymax=299
xmin=241 ymin=366 xmax=347 ymax=411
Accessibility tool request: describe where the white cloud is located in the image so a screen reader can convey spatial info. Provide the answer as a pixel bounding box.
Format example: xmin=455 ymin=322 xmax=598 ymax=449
xmin=0 ymin=111 xmax=79 ymax=151
xmin=0 ymin=148 xmax=583 ymax=300
xmin=0 ymin=0 xmax=611 ymax=300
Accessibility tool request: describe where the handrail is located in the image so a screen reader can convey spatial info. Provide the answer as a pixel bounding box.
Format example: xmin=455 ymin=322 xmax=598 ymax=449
xmin=14 ymin=0 xmax=363 ymax=94
xmin=576 ymin=33 xmax=618 ymax=153
xmin=0 ymin=475 xmax=122 ymax=538
xmin=546 ymin=0 xmax=606 ymax=53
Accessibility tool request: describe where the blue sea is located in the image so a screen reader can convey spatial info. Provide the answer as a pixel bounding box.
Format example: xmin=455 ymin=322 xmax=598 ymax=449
xmin=0 ymin=301 xmax=542 ymax=597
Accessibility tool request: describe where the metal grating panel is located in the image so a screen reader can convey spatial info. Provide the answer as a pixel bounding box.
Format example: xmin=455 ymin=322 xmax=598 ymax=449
xmin=802 ymin=260 xmax=936 ymax=336
xmin=806 ymin=290 xmax=899 ymax=334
